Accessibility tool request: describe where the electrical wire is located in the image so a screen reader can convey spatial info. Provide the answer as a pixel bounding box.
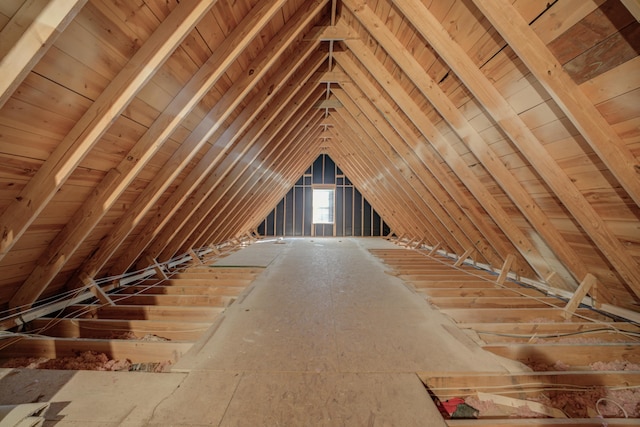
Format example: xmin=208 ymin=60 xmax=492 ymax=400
xmin=411 ymin=247 xmax=640 ymax=341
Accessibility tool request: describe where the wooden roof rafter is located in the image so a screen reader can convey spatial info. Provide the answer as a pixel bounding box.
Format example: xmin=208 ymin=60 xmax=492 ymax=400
xmin=333 ymin=46 xmax=563 ymax=285
xmin=340 ymin=2 xmax=610 ymax=295
xmin=331 ymin=82 xmax=499 ymax=264
xmin=159 ymin=81 xmax=328 ymax=261
xmin=191 ymin=110 xmax=326 ymax=248
xmin=0 ymin=0 xmax=87 ymax=109
xmin=392 ymin=0 xmax=640 ymax=300
xmin=327 ymin=99 xmax=448 ymax=248
xmin=112 ymin=19 xmax=329 ymax=275
xmin=0 ymin=0 xmax=215 ymax=261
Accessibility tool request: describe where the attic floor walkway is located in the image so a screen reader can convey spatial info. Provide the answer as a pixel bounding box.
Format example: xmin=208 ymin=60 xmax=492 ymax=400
xmin=1 ymin=238 xmax=523 ymax=426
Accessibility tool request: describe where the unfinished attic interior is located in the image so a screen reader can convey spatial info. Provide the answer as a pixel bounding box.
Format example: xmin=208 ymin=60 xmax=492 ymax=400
xmin=0 ymin=0 xmax=639 ymax=424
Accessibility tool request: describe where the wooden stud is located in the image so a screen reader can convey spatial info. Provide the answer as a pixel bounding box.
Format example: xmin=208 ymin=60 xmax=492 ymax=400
xmin=454 ymin=247 xmax=474 ymax=267
xmin=496 ymin=254 xmax=516 ymax=285
xmin=562 ymin=273 xmax=598 ymax=319
xmin=428 ymin=242 xmax=442 ymax=256
xmin=187 ymin=249 xmax=202 ymax=265
xmin=145 ymin=256 xmax=168 ymax=281
xmin=79 ymin=273 xmax=114 ymax=307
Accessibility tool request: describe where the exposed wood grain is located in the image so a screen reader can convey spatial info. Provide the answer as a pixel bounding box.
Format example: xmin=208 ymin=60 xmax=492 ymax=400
xmin=0 ymin=0 xmax=214 ymax=262
xmin=397 ymin=0 xmax=640 ymax=300
xmin=0 ymin=0 xmax=87 ymax=109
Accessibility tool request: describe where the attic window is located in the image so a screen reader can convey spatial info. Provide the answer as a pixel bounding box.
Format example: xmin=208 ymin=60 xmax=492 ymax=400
xmin=312 ymin=188 xmax=334 ymax=224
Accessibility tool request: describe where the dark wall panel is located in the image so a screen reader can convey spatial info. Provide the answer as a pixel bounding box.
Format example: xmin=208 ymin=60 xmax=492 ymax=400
xmin=258 ymin=154 xmax=390 ymax=237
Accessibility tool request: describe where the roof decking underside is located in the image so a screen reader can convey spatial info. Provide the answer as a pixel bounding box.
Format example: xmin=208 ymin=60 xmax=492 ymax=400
xmin=0 ymin=0 xmax=638 ymax=314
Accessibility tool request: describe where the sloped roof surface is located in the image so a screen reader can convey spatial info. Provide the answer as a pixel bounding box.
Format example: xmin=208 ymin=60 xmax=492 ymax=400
xmin=0 ymin=0 xmax=638 ymax=312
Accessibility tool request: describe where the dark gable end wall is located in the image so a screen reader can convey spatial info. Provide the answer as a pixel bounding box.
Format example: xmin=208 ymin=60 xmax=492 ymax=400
xmin=258 ymin=154 xmax=391 ymax=237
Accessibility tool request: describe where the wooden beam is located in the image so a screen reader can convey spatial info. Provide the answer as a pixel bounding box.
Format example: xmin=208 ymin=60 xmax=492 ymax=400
xmin=340 ymin=5 xmax=590 ymax=289
xmin=145 ymin=256 xmax=168 ymax=280
xmin=28 ymin=318 xmax=211 ymax=341
xmin=187 ymin=249 xmax=202 ymax=265
xmin=0 ymin=0 xmax=214 ymax=261
xmin=621 ymin=0 xmax=640 ymax=21
xmin=107 ymin=0 xmax=326 ymax=273
xmin=190 ymin=105 xmax=325 ymax=247
xmin=304 ymin=24 xmax=359 ymax=41
xmin=473 ymin=0 xmax=640 ymax=207
xmin=171 ymin=95 xmax=323 ymax=252
xmin=174 ymin=109 xmax=322 ymax=250
xmin=562 ymin=273 xmax=598 ymax=319
xmin=392 ymin=0 xmax=640 ymax=298
xmin=156 ymin=79 xmax=326 ymax=260
xmin=328 ymin=128 xmax=423 ymax=240
xmin=11 ymin=0 xmax=295 ymax=309
xmin=335 ymin=38 xmax=552 ymax=282
xmin=213 ymin=128 xmax=325 ymax=243
xmin=428 ymin=242 xmax=442 ymax=256
xmin=194 ymin=116 xmax=323 ymax=245
xmin=111 ymin=294 xmax=235 ymax=307
xmin=484 ymin=343 xmax=640 ymax=366
xmin=0 ymin=0 xmax=86 ymax=109
xmin=62 ymin=304 xmax=224 ymax=322
xmin=423 ymin=288 xmax=545 ymax=298
xmin=328 ymin=114 xmax=437 ymax=242
xmin=71 ymin=0 xmax=288 ymax=287
xmin=117 ymin=285 xmax=245 ymax=296
xmin=215 ymin=125 xmax=324 ymax=241
xmin=427 ymin=296 xmax=564 ymax=309
xmin=454 ymin=247 xmax=474 ymax=267
xmin=332 ymin=101 xmax=484 ymax=259
xmin=496 ymin=254 xmax=516 ymax=285
xmin=441 ymin=307 xmax=609 ymax=323
xmin=0 ymin=337 xmax=192 ymax=364
xmin=313 ymin=98 xmax=342 ymax=109
xmin=79 ymin=273 xmax=114 ymax=306
xmin=139 ymin=51 xmax=327 ymax=265
xmin=222 ymin=116 xmax=326 ymax=240
xmin=331 ymin=84 xmax=468 ymax=251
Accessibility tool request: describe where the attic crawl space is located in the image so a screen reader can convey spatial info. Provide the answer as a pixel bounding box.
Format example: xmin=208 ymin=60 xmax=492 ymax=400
xmin=0 ymin=0 xmax=639 ymax=425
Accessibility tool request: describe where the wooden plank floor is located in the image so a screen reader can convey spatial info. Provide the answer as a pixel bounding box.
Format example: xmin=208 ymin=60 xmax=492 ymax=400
xmin=0 ymin=238 xmax=525 ymax=426
xmin=373 ymin=244 xmax=640 ymax=424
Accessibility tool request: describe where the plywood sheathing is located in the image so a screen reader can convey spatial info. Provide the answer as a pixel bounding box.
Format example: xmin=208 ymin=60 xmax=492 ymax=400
xmin=0 ymin=0 xmax=639 ymax=368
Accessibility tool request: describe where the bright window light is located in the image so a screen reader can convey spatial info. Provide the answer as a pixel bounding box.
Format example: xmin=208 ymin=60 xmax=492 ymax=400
xmin=313 ymin=188 xmax=334 ymax=224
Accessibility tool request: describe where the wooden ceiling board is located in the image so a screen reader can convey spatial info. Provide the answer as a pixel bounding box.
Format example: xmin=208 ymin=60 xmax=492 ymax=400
xmin=0 ymin=0 xmax=638 ymax=321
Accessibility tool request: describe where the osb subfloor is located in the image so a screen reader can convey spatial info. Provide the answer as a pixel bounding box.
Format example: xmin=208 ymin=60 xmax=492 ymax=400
xmin=0 ymin=238 xmax=525 ymax=426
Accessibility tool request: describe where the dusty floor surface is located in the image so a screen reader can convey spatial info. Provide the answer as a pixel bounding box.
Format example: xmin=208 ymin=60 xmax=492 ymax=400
xmin=0 ymin=238 xmax=521 ymax=426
